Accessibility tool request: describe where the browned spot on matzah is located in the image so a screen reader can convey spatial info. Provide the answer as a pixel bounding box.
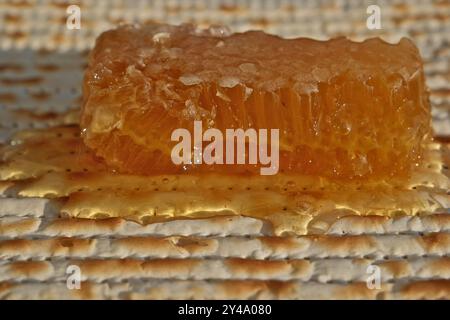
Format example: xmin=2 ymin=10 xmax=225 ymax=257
xmin=1 ymin=77 xmax=42 ymax=86
xmin=59 ymin=237 xmax=94 ymax=250
xmin=420 ymin=233 xmax=450 ymax=252
xmin=311 ymin=235 xmax=376 ymax=254
xmin=8 ymin=261 xmax=53 ymax=279
xmin=0 ymin=181 xmax=14 ymax=194
xmin=45 ymin=218 xmax=123 ymax=236
xmin=433 ymin=88 xmax=450 ymax=97
xmin=379 ymin=260 xmax=412 ymax=278
xmin=0 ymin=282 xmax=15 ymax=295
xmin=75 ymin=259 xmax=143 ymax=278
xmin=219 ymin=4 xmax=239 ymax=12
xmin=442 ymin=143 xmax=450 ymax=164
xmin=397 ymin=280 xmax=450 ymax=299
xmin=220 ymin=280 xmax=272 ymax=299
xmin=335 ymin=282 xmax=384 ymax=299
xmin=51 ymin=1 xmax=82 ymax=9
xmin=0 ymin=64 xmax=23 ymax=72
xmin=8 ymin=0 xmax=32 ymax=7
xmin=0 ymin=218 xmax=40 ymax=236
xmin=0 ymin=93 xmax=17 ymax=103
xmin=52 ymin=33 xmax=65 ymax=45
xmin=290 ymin=260 xmax=313 ymax=277
xmin=0 ymin=239 xmax=30 ymax=252
xmin=0 ymin=238 xmax=98 ymax=260
xmin=73 ymin=282 xmax=99 ymax=300
xmin=172 ymin=237 xmax=217 ymax=253
xmin=114 ymin=237 xmax=176 ymax=252
xmin=35 ymin=64 xmax=60 ymax=72
xmin=3 ymin=14 xmax=22 ymax=23
xmin=6 ymin=31 xmax=26 ymax=40
xmin=436 ymin=138 xmax=450 ymax=146
xmin=393 ymin=3 xmax=408 ymax=11
xmin=426 ymin=257 xmax=450 ymax=275
xmin=114 ymin=237 xmax=216 ymax=257
xmin=259 ymin=236 xmax=302 ymax=251
xmin=226 ymin=259 xmax=294 ymax=278
xmin=423 ymin=214 xmax=450 ymax=226
xmin=12 ymin=109 xmax=64 ymax=122
xmin=74 ymin=259 xmax=200 ymax=279
xmin=265 ymin=280 xmax=299 ymax=298
xmin=140 ymin=259 xmax=200 ymax=275
xmin=30 ymin=91 xmax=51 ymax=101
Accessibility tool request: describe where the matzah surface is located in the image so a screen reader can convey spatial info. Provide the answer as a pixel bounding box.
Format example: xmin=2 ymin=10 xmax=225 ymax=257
xmin=0 ymin=0 xmax=450 ymax=300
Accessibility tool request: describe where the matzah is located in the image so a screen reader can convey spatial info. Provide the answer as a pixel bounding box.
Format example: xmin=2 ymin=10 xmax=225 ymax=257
xmin=0 ymin=0 xmax=450 ymax=300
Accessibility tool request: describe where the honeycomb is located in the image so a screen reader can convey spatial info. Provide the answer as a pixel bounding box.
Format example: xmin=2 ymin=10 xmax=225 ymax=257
xmin=81 ymin=23 xmax=432 ymax=181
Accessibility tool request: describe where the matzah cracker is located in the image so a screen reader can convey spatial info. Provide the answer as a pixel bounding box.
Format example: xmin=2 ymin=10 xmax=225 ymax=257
xmin=1 ymin=233 xmax=450 ymax=260
xmin=1 ymin=280 xmax=450 ymax=300
xmin=0 ymin=0 xmax=449 ymax=300
xmin=1 ymin=256 xmax=450 ymax=283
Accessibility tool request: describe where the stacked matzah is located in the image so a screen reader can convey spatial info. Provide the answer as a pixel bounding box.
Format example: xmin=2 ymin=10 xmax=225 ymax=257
xmin=0 ymin=0 xmax=449 ymax=299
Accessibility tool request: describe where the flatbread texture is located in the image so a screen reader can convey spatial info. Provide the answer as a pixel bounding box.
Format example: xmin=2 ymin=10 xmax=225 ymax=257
xmin=0 ymin=0 xmax=450 ymax=299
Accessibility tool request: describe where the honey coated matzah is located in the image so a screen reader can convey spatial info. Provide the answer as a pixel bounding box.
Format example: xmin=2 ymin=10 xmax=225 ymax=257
xmin=0 ymin=0 xmax=450 ymax=300
xmin=0 ymin=25 xmax=448 ymax=236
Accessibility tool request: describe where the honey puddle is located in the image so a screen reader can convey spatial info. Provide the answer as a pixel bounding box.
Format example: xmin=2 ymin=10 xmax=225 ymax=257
xmin=0 ymin=125 xmax=448 ymax=235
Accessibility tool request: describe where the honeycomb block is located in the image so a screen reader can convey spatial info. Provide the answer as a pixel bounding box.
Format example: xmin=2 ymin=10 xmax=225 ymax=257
xmin=81 ymin=23 xmax=432 ymax=181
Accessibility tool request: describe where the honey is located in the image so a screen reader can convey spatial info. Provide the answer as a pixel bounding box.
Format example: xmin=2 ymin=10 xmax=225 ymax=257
xmin=81 ymin=23 xmax=432 ymax=181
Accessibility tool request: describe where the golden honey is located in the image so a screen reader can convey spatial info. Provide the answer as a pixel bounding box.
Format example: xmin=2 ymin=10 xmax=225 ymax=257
xmin=81 ymin=23 xmax=432 ymax=181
